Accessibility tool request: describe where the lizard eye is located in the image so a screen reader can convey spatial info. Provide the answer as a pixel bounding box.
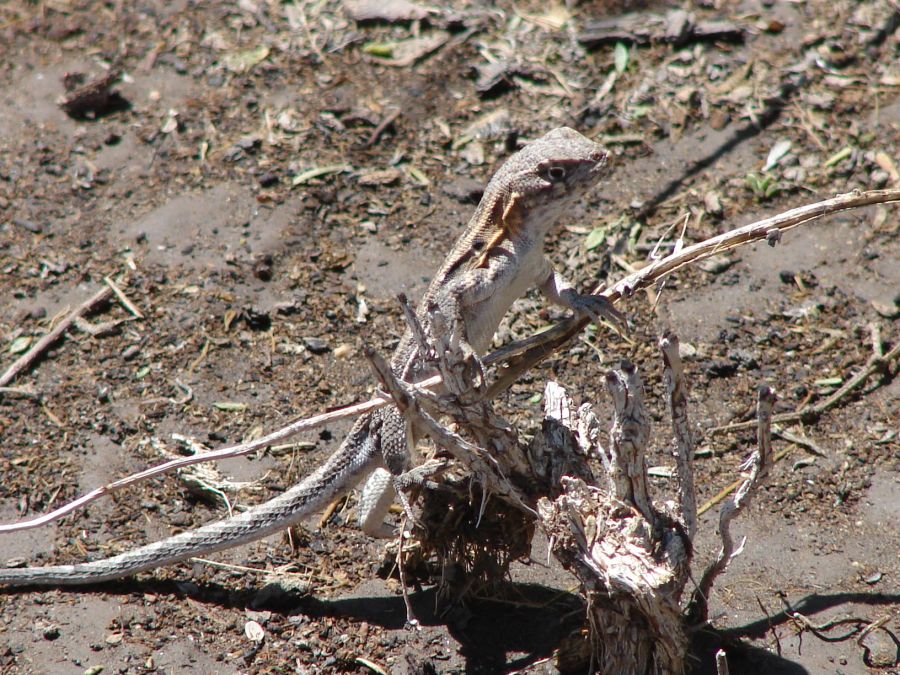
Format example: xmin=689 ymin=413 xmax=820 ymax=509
xmin=546 ymin=165 xmax=566 ymax=182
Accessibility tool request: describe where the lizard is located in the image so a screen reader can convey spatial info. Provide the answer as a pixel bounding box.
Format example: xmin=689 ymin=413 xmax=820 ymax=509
xmin=0 ymin=126 xmax=622 ymax=587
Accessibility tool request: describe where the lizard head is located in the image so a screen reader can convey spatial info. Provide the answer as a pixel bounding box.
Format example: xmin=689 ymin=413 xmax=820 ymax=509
xmin=485 ymin=127 xmax=609 ymax=236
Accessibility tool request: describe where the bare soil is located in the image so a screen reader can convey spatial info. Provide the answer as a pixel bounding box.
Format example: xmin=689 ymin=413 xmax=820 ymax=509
xmin=0 ymin=1 xmax=897 ymax=673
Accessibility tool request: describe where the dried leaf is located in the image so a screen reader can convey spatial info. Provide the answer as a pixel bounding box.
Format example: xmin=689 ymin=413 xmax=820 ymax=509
xmin=584 ymin=227 xmax=607 ymax=251
xmin=334 ymin=344 xmax=354 ymax=359
xmin=292 ymin=164 xmax=352 ymax=186
xmin=704 ymin=191 xmax=723 ymax=217
xmin=244 ymin=620 xmax=265 ymax=642
xmin=9 ymin=336 xmax=32 ymax=354
xmin=355 ymin=657 xmax=388 ymax=675
xmin=357 ymin=167 xmax=402 ymax=187
xmin=763 ymin=139 xmax=792 ymax=171
xmin=276 ymin=109 xmax=306 ymax=133
xmin=454 ymin=108 xmax=512 ymax=149
xmin=370 ymin=32 xmax=449 ymax=67
xmin=223 ymin=309 xmax=238 ymax=331
xmin=362 ymin=42 xmax=394 ymax=57
xmin=824 ymin=146 xmax=852 ymax=168
xmin=214 ymin=401 xmax=248 ymax=412
xmin=344 ymin=0 xmax=428 ymax=23
xmin=406 ymin=165 xmax=430 ymax=186
xmin=222 ymin=45 xmax=270 ymax=73
xmin=871 ymin=300 xmax=899 ymax=319
xmin=874 ymin=152 xmax=899 ymax=183
xmin=160 ymin=110 xmax=179 ymax=134
xmin=518 ymin=5 xmax=571 ymax=30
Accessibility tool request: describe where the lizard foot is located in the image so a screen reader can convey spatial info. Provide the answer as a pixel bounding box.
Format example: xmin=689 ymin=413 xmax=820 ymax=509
xmin=394 ymin=458 xmax=450 ymax=492
xmin=393 ymin=459 xmax=452 ymax=532
xmin=561 ymin=289 xmax=628 ymax=334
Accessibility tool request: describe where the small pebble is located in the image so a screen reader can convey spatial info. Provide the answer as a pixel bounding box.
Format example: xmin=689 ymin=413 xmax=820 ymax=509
xmin=122 ymin=344 xmax=141 ymax=361
xmin=703 ymin=191 xmax=723 ymax=218
xmin=302 ymin=337 xmax=329 ymax=354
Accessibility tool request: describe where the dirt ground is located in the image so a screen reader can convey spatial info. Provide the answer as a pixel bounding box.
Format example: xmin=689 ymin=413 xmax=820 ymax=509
xmin=0 ymin=0 xmax=897 ymax=673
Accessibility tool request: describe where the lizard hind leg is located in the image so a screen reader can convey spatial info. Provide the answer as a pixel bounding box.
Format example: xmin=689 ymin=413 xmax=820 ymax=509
xmin=359 ymin=460 xmax=451 ymax=538
xmin=357 ymin=407 xmax=410 ymax=538
xmin=358 ymin=468 xmax=398 ymax=538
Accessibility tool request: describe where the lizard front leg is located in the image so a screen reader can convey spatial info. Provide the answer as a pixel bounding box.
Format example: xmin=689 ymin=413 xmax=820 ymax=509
xmin=538 ymin=257 xmax=626 ymax=331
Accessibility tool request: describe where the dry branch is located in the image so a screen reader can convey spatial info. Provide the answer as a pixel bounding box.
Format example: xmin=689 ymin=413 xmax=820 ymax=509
xmin=369 ymin=297 xmax=779 ymax=672
xmin=710 ymin=326 xmax=900 ymax=434
xmin=0 ymin=284 xmax=113 ymax=388
xmin=535 ymin=361 xmax=691 ymax=673
xmin=690 ymin=386 xmax=777 ymax=623
xmin=401 ymin=328 xmax=780 ymax=672
xmin=660 ymin=333 xmax=697 ymax=539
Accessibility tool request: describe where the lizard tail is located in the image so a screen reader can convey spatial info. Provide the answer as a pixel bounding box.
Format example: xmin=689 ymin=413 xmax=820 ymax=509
xmin=0 ymin=416 xmax=381 ymax=587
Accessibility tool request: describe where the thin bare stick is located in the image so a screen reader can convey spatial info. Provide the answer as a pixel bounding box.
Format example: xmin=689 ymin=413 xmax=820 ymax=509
xmin=0 ymin=285 xmax=113 ymax=387
xmin=697 ymin=445 xmax=792 ymax=517
xmin=191 ymin=557 xmax=311 ymax=579
xmin=0 ymin=386 xmax=41 ymax=399
xmin=397 ymin=516 xmax=419 ymax=628
xmin=715 ymin=649 xmax=730 ymax=675
xmin=659 ymin=333 xmax=697 ymax=539
xmin=710 ymin=339 xmax=900 ymax=434
xmin=365 ymin=107 xmax=401 ymax=148
xmin=104 ymin=275 xmax=143 ymax=318
xmin=691 ymin=386 xmax=776 ymax=621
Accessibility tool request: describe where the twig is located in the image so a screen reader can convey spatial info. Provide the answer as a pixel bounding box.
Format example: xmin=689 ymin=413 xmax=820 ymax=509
xmin=778 ymin=594 xmax=891 ymax=649
xmin=171 ymin=378 xmax=193 ymax=405
xmin=189 ymin=338 xmax=210 ymax=372
xmin=104 ymin=275 xmax=143 ymax=318
xmin=295 ymin=1 xmax=328 ymax=67
xmin=710 ymin=339 xmax=900 ymax=434
xmin=691 ymin=386 xmax=776 ymax=622
xmin=0 ymin=285 xmax=113 ymax=387
xmin=715 ymin=650 xmax=730 ymax=675
xmin=0 ymin=386 xmax=41 ymax=400
xmin=364 ymin=107 xmax=401 ymax=148
xmin=772 ymin=427 xmax=827 ymax=456
xmin=318 ymin=496 xmax=345 ymax=529
xmin=73 ymin=316 xmax=126 ymax=337
xmin=758 ymin=595 xmax=782 ymax=656
xmin=190 ymin=557 xmax=311 ymax=579
xmin=698 ymin=445 xmax=792 ymax=516
xmin=397 ymin=516 xmax=419 ymax=628
xmin=605 ymin=362 xmax=654 ymax=521
xmin=659 ymin=333 xmax=697 ymax=539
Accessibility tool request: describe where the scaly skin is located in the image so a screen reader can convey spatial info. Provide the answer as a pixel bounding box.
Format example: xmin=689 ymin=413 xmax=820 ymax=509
xmin=0 ymin=127 xmax=614 ymax=587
